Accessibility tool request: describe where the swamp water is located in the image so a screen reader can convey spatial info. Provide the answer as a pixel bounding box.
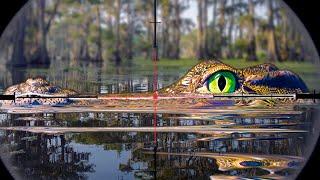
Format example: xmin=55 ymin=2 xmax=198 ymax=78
xmin=0 ymin=61 xmax=319 ymax=180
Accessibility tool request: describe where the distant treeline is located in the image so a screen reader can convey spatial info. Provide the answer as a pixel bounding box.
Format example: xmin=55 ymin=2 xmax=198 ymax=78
xmin=0 ymin=0 xmax=318 ymax=67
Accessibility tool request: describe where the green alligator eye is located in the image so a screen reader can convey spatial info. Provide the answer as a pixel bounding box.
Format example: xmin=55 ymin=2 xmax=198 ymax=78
xmin=207 ymin=71 xmax=236 ymax=93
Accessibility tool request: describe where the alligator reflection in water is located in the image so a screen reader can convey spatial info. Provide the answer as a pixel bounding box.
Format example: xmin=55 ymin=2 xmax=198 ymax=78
xmin=0 ymin=105 xmax=316 ymax=179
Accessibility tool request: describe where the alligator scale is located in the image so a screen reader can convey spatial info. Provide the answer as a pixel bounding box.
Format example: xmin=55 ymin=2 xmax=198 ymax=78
xmin=1 ymin=60 xmax=308 ymax=107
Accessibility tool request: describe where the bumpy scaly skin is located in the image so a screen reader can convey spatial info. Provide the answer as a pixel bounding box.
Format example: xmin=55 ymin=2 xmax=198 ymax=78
xmin=2 ymin=77 xmax=78 ymax=106
xmin=1 ymin=60 xmax=308 ymax=106
xmin=161 ymin=60 xmax=308 ymax=95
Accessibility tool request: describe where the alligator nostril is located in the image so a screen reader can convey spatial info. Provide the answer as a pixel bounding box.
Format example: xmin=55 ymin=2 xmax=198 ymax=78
xmin=218 ymin=76 xmax=226 ymax=91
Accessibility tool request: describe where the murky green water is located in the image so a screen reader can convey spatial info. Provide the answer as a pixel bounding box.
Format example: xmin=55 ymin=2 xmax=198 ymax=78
xmin=0 ymin=61 xmax=319 ymax=179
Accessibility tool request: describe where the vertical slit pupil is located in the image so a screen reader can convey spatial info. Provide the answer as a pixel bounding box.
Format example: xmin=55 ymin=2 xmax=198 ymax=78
xmin=218 ymin=76 xmax=226 ymax=91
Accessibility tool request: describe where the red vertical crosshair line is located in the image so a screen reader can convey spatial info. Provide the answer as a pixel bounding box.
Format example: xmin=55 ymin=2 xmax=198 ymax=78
xmin=152 ymin=0 xmax=159 ymax=146
xmin=152 ymin=49 xmax=158 ymax=145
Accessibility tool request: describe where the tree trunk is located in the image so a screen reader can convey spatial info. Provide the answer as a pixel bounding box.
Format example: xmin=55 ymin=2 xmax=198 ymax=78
xmin=266 ymin=0 xmax=281 ymax=62
xmin=280 ymin=11 xmax=289 ymax=61
xmin=172 ymin=0 xmax=181 ymax=59
xmin=212 ymin=0 xmax=217 ymax=28
xmin=197 ymin=0 xmax=204 ymax=60
xmin=287 ymin=29 xmax=296 ymax=61
xmin=37 ymin=0 xmax=50 ymax=65
xmin=95 ymin=5 xmax=103 ymax=61
xmin=80 ymin=20 xmax=90 ymax=60
xmin=145 ymin=1 xmax=153 ymax=59
xmin=161 ymin=0 xmax=170 ymax=58
xmin=114 ymin=0 xmax=122 ymax=65
xmin=203 ymin=0 xmax=209 ymax=58
xmin=217 ymin=0 xmax=227 ymax=58
xmin=76 ymin=1 xmax=90 ymax=61
xmin=246 ymin=0 xmax=258 ymax=61
xmin=227 ymin=0 xmax=235 ymax=59
xmin=30 ymin=0 xmax=60 ymax=66
xmin=126 ymin=1 xmax=134 ymax=60
xmin=236 ymin=9 xmax=244 ymax=59
xmin=210 ymin=0 xmax=217 ymax=58
xmin=288 ymin=30 xmax=301 ymax=61
xmin=10 ymin=12 xmax=27 ymax=67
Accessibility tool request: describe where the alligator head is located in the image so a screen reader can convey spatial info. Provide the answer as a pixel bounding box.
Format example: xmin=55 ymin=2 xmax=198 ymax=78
xmin=161 ymin=60 xmax=308 ymax=95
